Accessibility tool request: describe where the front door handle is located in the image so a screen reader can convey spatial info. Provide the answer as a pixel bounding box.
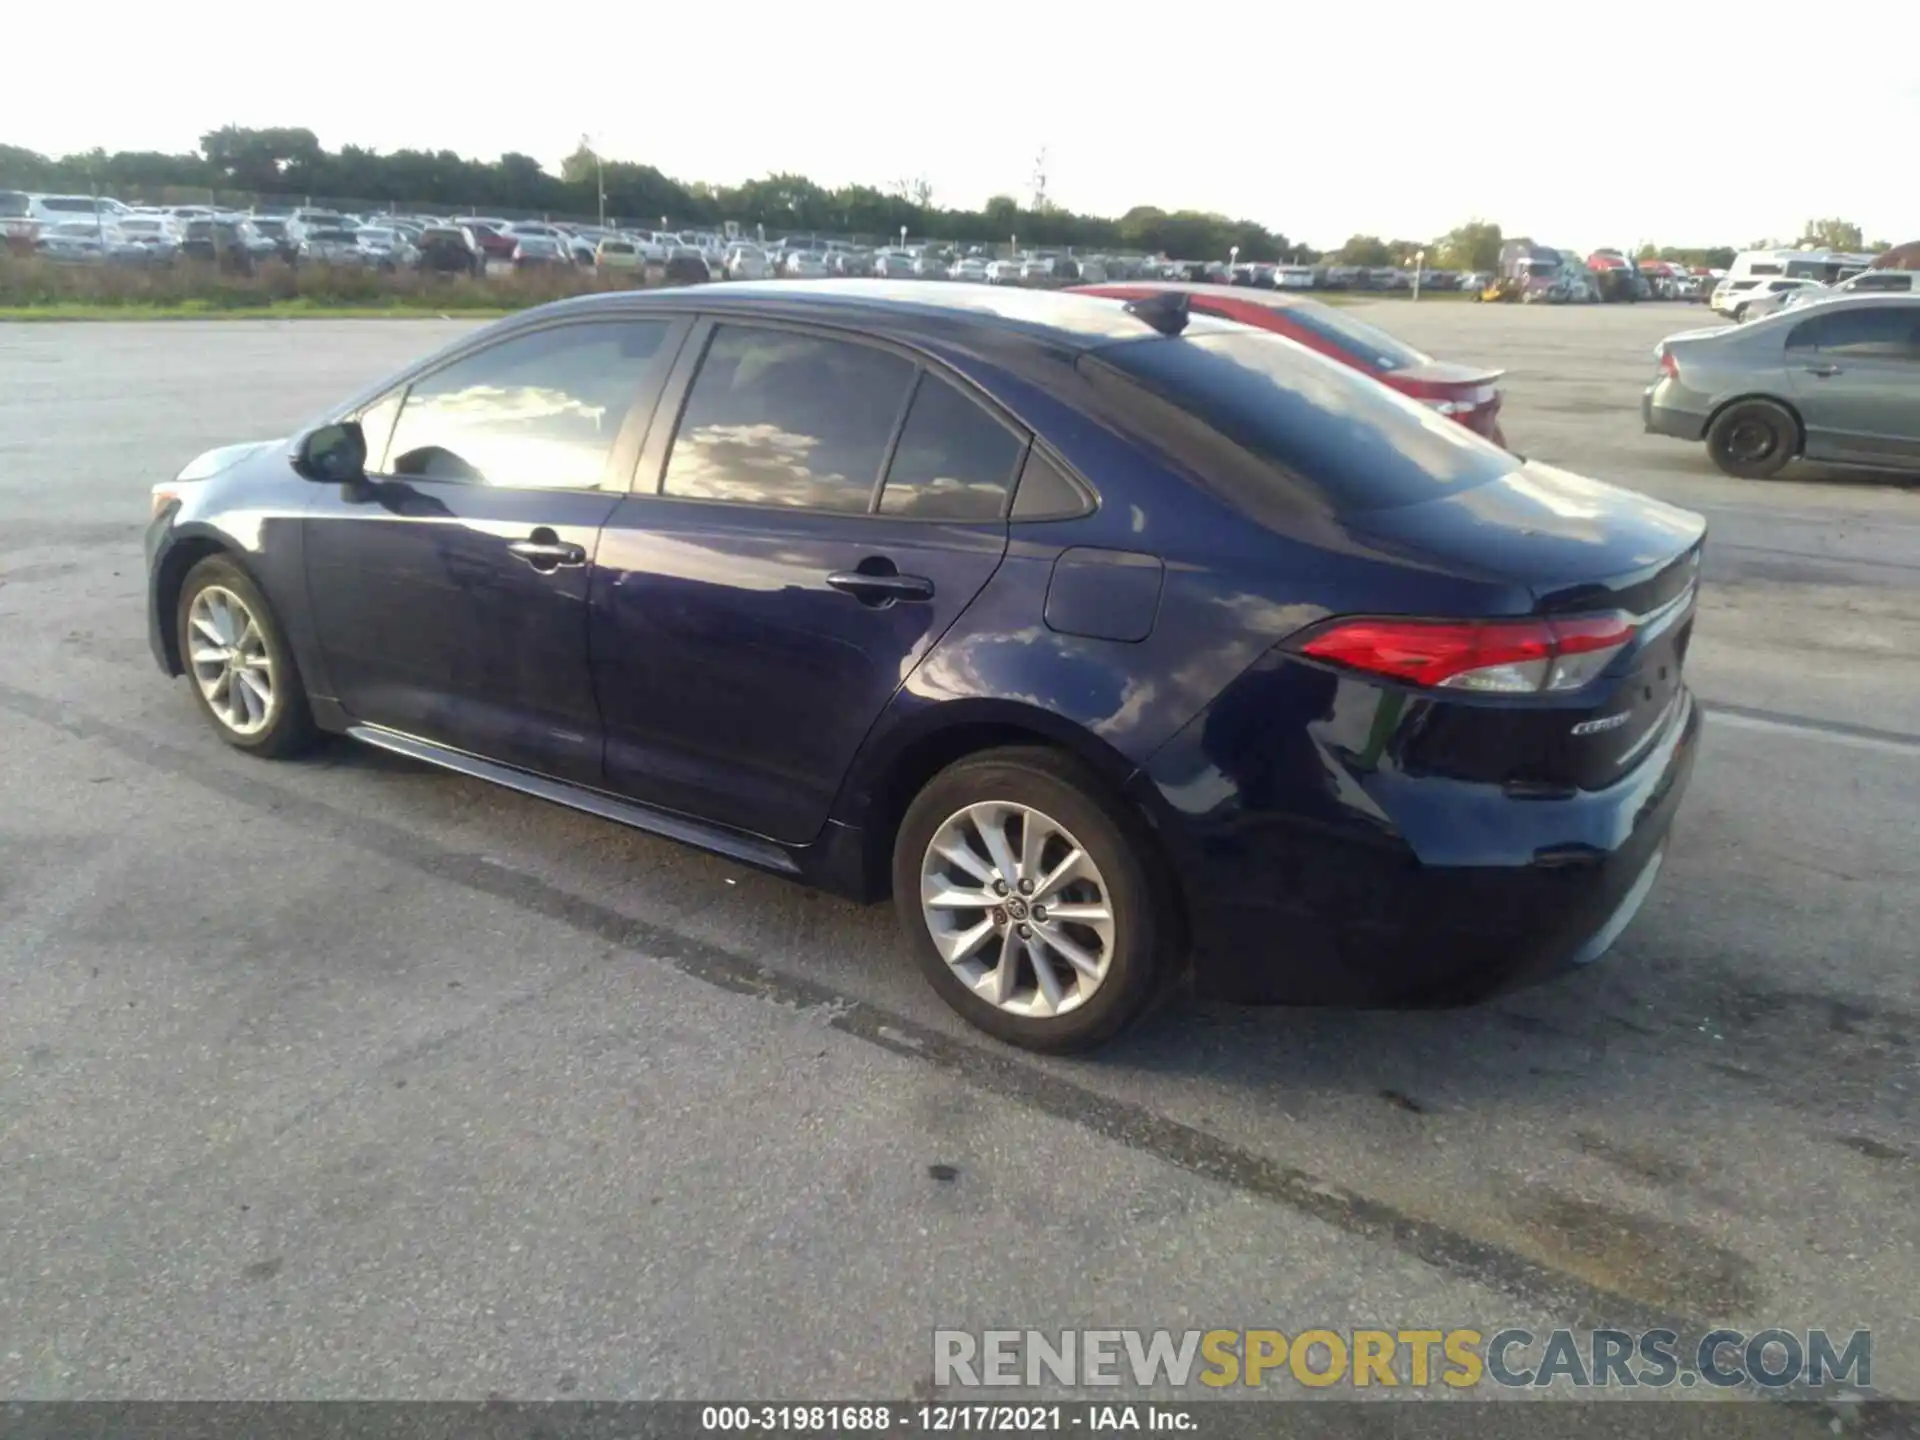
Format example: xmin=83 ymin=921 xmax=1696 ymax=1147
xmin=826 ymin=569 xmax=935 ymax=605
xmin=1804 ymin=362 xmax=1843 ymax=378
xmin=507 ymin=531 xmax=587 ymax=570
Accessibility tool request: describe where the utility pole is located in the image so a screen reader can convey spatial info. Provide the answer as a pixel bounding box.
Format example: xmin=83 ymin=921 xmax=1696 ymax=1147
xmin=1030 ymin=148 xmax=1049 ymax=213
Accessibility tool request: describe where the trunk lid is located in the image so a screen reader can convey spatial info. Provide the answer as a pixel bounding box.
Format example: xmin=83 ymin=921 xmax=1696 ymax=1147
xmin=1345 ymin=461 xmax=1705 ymax=792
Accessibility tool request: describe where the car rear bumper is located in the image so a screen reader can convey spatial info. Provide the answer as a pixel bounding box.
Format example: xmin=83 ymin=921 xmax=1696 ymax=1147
xmin=1642 ymin=384 xmax=1708 ymax=441
xmin=1136 ymin=683 xmax=1700 ymax=1007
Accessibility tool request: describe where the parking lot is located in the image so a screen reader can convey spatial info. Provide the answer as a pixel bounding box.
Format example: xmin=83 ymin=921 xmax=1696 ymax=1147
xmin=1 ymin=303 xmax=1915 ymax=1402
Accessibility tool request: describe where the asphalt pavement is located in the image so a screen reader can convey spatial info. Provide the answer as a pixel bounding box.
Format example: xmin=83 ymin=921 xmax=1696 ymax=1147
xmin=0 ymin=304 xmax=1915 ymax=1403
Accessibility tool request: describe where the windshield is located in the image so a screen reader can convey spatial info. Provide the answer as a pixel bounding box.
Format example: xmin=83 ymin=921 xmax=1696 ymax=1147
xmin=1085 ymin=329 xmax=1514 ymax=517
xmin=252 ymin=219 xmax=286 ymax=234
xmin=358 ymin=230 xmax=396 ymax=243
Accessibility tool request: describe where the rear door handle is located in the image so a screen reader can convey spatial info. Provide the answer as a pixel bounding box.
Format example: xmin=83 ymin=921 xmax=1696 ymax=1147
xmin=506 ymin=533 xmax=587 ymax=570
xmin=826 ymin=570 xmax=935 ymax=604
xmin=1804 ymin=363 xmax=1843 ymax=377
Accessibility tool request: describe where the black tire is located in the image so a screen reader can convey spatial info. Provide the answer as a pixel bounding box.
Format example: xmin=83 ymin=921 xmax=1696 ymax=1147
xmin=175 ymin=555 xmax=319 ymax=758
xmin=1706 ymin=399 xmax=1798 ymax=479
xmin=1732 ymin=303 xmax=1749 ymax=322
xmin=891 ymin=746 xmax=1174 ymax=1053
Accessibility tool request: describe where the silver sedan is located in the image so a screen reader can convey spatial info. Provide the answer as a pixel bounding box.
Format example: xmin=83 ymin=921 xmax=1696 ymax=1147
xmin=1643 ymin=294 xmax=1920 ymax=478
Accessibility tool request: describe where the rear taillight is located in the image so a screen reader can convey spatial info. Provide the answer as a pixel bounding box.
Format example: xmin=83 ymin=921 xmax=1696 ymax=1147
xmin=1659 ymin=348 xmax=1679 ymax=380
xmin=1300 ymin=613 xmax=1637 ymax=694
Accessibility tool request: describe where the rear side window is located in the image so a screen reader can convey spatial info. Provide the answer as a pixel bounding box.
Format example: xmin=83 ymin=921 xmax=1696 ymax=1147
xmin=0 ymin=191 xmax=28 ymax=218
xmin=1085 ymin=330 xmax=1515 ymax=516
xmin=1785 ymin=306 xmax=1920 ymax=361
xmin=662 ymin=324 xmax=915 ymax=511
xmin=1848 ymin=272 xmax=1913 ymax=293
xmin=382 ymin=319 xmax=672 ymax=489
xmin=879 ymin=374 xmax=1025 ymax=521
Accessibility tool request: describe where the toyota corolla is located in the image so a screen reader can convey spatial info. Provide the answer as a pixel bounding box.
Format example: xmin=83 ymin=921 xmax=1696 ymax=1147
xmin=147 ymin=281 xmax=1704 ymax=1052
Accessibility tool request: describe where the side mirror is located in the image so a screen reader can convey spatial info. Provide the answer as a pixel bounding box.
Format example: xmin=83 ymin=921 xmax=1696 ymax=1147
xmin=291 ymin=421 xmax=368 ymax=483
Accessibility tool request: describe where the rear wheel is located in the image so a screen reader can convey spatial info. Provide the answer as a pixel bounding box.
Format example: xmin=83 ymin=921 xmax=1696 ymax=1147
xmin=892 ymin=747 xmax=1172 ymax=1053
xmin=1706 ymin=399 xmax=1797 ymax=479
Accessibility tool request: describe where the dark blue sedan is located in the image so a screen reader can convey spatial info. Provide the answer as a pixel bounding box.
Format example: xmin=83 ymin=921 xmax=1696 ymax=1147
xmin=146 ymin=281 xmax=1705 ymax=1052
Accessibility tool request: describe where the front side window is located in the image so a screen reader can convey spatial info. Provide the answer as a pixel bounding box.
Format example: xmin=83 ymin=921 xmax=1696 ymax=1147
xmin=661 ymin=325 xmax=915 ymax=511
xmin=878 ymin=374 xmax=1026 ymax=521
xmin=382 ymin=320 xmax=672 ymax=489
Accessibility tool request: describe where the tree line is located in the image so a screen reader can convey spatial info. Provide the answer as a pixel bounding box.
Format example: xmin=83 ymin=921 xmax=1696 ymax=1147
xmin=2 ymin=128 xmax=1307 ymax=260
xmin=2 ymin=130 xmax=1883 ymax=268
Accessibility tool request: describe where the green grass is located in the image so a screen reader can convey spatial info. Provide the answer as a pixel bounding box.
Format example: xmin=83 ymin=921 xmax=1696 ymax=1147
xmin=0 ymin=253 xmax=644 ymax=318
xmin=1 ymin=301 xmax=514 ymax=321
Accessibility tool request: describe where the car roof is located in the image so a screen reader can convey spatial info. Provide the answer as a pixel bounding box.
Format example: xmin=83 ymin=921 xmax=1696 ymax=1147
xmin=1075 ymin=279 xmax=1333 ymax=313
xmin=533 ymin=278 xmax=1245 ymax=348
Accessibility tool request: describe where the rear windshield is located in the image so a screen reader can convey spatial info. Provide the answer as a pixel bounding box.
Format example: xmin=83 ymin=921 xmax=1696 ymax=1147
xmin=1265 ymin=302 xmax=1429 ymax=373
xmin=1084 ymin=330 xmax=1515 ymax=516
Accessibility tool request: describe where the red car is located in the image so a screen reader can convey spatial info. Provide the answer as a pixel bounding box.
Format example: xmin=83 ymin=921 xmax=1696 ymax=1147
xmin=1071 ymin=282 xmax=1508 ymax=447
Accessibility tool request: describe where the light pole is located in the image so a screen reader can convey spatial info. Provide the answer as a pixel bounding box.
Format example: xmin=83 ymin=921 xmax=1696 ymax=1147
xmin=1229 ymin=244 xmax=1239 ymax=276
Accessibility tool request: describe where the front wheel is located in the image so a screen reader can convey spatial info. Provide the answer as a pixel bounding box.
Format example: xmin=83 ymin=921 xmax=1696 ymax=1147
xmin=892 ymin=747 xmax=1173 ymax=1053
xmin=176 ymin=556 xmax=318 ymax=757
xmin=1706 ymin=399 xmax=1797 ymax=479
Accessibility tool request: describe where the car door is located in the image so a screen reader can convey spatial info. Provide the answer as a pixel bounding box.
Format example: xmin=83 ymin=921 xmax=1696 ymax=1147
xmin=589 ymin=319 xmax=1026 ymax=843
xmin=302 ymin=314 xmax=687 ymax=784
xmin=1785 ymin=305 xmax=1920 ymax=465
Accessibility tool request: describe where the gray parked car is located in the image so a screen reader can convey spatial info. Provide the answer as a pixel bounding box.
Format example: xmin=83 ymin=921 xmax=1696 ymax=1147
xmin=1643 ymin=295 xmax=1920 ymax=478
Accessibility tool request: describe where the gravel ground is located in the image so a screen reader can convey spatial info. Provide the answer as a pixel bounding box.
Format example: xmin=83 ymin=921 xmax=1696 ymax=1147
xmin=0 ymin=304 xmax=1915 ymax=1404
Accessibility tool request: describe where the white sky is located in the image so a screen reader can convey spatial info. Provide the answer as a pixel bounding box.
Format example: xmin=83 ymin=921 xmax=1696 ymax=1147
xmin=9 ymin=6 xmax=1916 ymax=252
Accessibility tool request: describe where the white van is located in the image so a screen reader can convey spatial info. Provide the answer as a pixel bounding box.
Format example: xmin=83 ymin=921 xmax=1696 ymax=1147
xmin=1712 ymin=247 xmax=1879 ymax=312
xmin=25 ymin=194 xmax=130 ymax=225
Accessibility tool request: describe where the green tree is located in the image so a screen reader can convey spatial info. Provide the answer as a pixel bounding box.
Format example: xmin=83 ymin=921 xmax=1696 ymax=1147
xmin=199 ymin=126 xmax=323 ymax=191
xmin=1335 ymin=234 xmax=1391 ymax=266
xmin=1435 ymin=220 xmax=1502 ymax=272
xmin=1799 ymin=217 xmax=1865 ymax=251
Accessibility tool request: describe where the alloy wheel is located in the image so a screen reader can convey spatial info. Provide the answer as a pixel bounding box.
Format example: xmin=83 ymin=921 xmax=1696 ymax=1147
xmin=919 ymin=802 xmax=1115 ymax=1018
xmin=186 ymin=585 xmax=276 ymax=736
xmin=1727 ymin=419 xmax=1778 ymax=464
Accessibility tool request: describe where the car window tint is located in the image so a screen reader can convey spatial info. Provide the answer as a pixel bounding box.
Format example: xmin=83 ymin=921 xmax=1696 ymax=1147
xmin=1233 ymin=300 xmax=1429 ymax=373
xmin=1085 ymin=329 xmax=1515 ymax=516
xmin=1788 ymin=306 xmax=1919 ymax=360
xmin=661 ymin=325 xmax=915 ymax=511
xmin=384 ymin=320 xmax=670 ymax=489
xmin=1850 ymin=272 xmax=1911 ymax=293
xmin=878 ymin=374 xmax=1024 ymax=521
xmin=1010 ymin=447 xmax=1092 ymax=521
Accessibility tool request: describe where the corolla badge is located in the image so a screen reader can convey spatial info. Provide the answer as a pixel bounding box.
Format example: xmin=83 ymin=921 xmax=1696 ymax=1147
xmin=1571 ymin=713 xmax=1632 ymax=736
